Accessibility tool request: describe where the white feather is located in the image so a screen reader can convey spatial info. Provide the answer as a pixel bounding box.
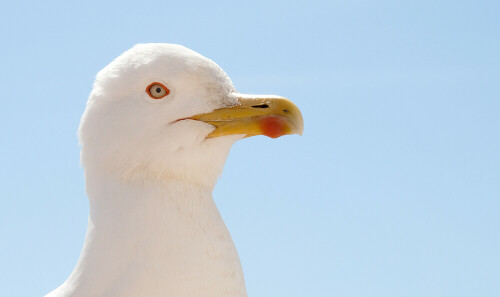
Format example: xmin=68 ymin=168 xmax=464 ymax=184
xmin=47 ymin=44 xmax=248 ymax=297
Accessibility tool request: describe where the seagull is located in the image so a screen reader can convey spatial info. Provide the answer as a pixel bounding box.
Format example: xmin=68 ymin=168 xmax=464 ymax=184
xmin=47 ymin=43 xmax=303 ymax=297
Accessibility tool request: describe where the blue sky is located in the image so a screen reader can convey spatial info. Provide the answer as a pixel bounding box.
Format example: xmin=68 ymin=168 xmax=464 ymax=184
xmin=1 ymin=0 xmax=499 ymax=296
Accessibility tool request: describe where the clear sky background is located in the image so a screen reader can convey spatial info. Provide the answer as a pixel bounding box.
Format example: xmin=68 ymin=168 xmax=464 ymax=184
xmin=1 ymin=0 xmax=499 ymax=296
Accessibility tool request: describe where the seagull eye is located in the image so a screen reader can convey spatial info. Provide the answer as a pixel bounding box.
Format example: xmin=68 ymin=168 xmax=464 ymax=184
xmin=146 ymin=82 xmax=170 ymax=99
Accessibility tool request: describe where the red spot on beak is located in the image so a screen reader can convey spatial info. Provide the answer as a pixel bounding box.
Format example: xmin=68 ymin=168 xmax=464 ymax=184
xmin=259 ymin=116 xmax=286 ymax=138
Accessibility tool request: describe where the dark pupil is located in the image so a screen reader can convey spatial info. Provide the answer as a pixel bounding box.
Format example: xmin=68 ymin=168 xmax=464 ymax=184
xmin=155 ymin=87 xmax=162 ymax=93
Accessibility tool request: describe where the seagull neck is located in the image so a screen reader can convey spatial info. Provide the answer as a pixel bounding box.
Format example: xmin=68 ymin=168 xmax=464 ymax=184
xmin=59 ymin=171 xmax=247 ymax=297
xmin=86 ymin=171 xmax=217 ymax=221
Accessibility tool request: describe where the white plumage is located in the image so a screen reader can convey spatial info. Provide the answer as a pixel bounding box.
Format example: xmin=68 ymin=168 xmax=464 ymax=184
xmin=47 ymin=43 xmax=303 ymax=297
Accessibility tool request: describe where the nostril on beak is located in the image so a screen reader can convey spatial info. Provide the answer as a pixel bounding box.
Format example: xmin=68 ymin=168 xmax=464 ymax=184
xmin=251 ymin=104 xmax=269 ymax=108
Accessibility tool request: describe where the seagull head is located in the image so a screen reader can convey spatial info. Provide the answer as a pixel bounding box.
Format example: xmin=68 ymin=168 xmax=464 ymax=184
xmin=79 ymin=43 xmax=303 ymax=188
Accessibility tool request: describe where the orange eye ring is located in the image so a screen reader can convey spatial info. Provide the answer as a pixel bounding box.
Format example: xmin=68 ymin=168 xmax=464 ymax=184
xmin=146 ymin=82 xmax=170 ymax=99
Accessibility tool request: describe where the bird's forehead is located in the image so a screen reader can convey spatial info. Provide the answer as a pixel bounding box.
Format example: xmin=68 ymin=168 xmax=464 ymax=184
xmin=110 ymin=44 xmax=223 ymax=79
xmin=94 ymin=43 xmax=234 ymax=94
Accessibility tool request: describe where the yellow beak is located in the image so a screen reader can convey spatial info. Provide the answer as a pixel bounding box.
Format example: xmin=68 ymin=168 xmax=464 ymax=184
xmin=190 ymin=94 xmax=304 ymax=138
